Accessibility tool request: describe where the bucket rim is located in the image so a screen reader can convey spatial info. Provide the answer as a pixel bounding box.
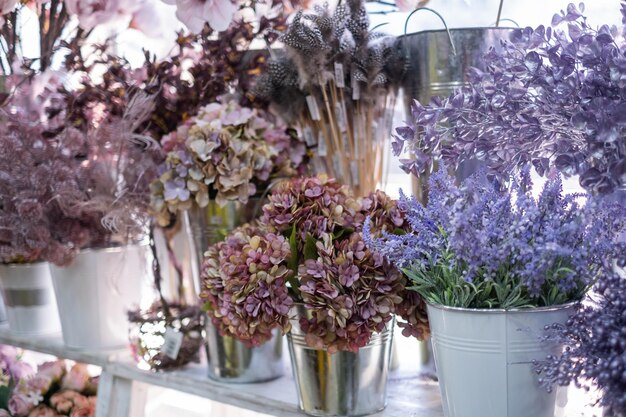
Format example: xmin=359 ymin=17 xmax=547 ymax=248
xmin=399 ymin=26 xmax=517 ymax=40
xmin=425 ymin=300 xmax=578 ymax=314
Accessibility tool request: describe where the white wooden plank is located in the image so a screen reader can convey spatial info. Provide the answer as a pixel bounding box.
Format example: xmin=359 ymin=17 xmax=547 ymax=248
xmin=0 ymin=326 xmax=120 ymax=366
xmin=106 ymin=356 xmax=445 ymax=417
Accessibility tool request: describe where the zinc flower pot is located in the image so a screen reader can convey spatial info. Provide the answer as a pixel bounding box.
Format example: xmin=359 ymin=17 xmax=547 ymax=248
xmin=426 ymin=302 xmax=574 ymax=417
xmin=398 ymin=19 xmax=514 ymax=200
xmin=287 ymin=305 xmax=395 ymax=417
xmin=185 ymin=199 xmax=263 ymax=295
xmin=0 ymin=262 xmax=62 ymax=335
xmin=49 ymin=245 xmax=151 ymax=350
xmin=204 ymin=319 xmax=284 ymax=383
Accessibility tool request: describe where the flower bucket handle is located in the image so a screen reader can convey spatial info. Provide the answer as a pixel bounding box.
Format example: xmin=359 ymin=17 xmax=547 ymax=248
xmin=489 ymin=18 xmax=520 ymax=27
xmin=403 ymin=7 xmax=456 ymax=56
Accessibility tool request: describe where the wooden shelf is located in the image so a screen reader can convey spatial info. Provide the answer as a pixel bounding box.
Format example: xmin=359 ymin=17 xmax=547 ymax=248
xmin=107 ymin=358 xmax=444 ymax=417
xmin=0 ymin=326 xmax=120 ymax=367
xmin=0 ymin=326 xmax=444 ymax=417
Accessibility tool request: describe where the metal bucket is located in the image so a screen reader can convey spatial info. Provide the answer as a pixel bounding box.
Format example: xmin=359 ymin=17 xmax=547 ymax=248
xmin=287 ymin=305 xmax=394 ymax=416
xmin=399 ymin=10 xmax=515 ymax=199
xmin=205 ymin=319 xmax=284 ymax=383
xmin=50 ymin=245 xmax=151 ymax=350
xmin=399 ymin=15 xmax=514 ymax=115
xmin=185 ymin=199 xmax=263 ymax=296
xmin=0 ymin=262 xmax=61 ymax=335
xmin=427 ymin=303 xmax=574 ymax=417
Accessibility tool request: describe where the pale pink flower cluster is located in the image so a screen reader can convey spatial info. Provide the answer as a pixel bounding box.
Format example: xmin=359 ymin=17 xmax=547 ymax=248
xmin=162 ymin=0 xmax=238 ymax=33
xmin=2 ymin=358 xmax=98 ymax=417
xmin=63 ymin=0 xmax=145 ymax=30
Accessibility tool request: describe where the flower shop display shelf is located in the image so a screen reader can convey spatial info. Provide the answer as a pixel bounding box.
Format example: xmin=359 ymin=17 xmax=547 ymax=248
xmin=0 ymin=324 xmax=119 ymax=367
xmin=105 ymin=356 xmax=445 ymax=417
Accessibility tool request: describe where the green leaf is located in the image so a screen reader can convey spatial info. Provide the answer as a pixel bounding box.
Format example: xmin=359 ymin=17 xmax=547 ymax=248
xmin=303 ymin=233 xmax=319 ymax=261
xmin=288 ymin=224 xmax=298 ymax=272
xmin=0 ymin=385 xmax=11 ymax=409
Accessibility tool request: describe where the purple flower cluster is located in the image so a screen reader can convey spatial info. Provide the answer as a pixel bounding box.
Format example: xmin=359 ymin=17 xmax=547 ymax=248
xmin=200 ymin=223 xmax=294 ymax=347
xmin=393 ymin=2 xmax=626 ymax=195
xmin=534 ymin=271 xmax=626 ymax=416
xmin=200 ymin=176 xmax=430 ymax=352
xmin=262 ymin=177 xmax=429 ymax=352
xmin=366 ymin=166 xmax=626 ymax=308
xmin=260 ymin=176 xmax=360 ymax=240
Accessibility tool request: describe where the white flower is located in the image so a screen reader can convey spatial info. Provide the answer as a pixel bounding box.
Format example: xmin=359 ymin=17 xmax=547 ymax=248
xmin=162 ymin=0 xmax=238 ymax=33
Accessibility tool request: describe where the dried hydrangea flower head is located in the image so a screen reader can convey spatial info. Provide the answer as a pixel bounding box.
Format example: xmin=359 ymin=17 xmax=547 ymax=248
xmin=393 ymin=2 xmax=626 ymax=195
xmin=366 ymin=165 xmax=626 ymax=309
xmin=260 ymin=176 xmax=429 ymax=352
xmin=201 ymin=223 xmax=294 ymax=347
xmin=151 ymin=99 xmax=305 ymax=225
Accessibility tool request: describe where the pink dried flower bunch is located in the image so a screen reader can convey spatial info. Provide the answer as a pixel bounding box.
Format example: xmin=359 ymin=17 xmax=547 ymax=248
xmin=151 ymin=99 xmax=305 ymax=225
xmin=201 ymin=223 xmax=293 ymax=347
xmin=0 ymin=93 xmax=159 ymax=266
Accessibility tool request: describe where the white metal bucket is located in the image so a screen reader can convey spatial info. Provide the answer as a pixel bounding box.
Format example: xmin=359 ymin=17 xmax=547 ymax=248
xmin=427 ymin=303 xmax=574 ymax=417
xmin=49 ymin=245 xmax=151 ymax=350
xmin=0 ymin=262 xmax=62 ymax=335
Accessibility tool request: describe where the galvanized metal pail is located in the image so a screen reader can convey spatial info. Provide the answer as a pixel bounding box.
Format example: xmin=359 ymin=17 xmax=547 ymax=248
xmin=427 ymin=303 xmax=574 ymax=417
xmin=205 ymin=319 xmax=284 ymax=383
xmin=185 ymin=199 xmax=263 ymax=296
xmin=399 ymin=21 xmax=514 ymax=115
xmin=399 ymin=9 xmax=514 ymax=197
xmin=287 ymin=305 xmax=395 ymax=416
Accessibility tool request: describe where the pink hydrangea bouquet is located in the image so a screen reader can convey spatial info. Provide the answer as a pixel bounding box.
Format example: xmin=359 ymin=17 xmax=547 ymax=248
xmin=200 ymin=176 xmax=429 ymax=353
xmin=151 ymin=99 xmax=306 ymax=225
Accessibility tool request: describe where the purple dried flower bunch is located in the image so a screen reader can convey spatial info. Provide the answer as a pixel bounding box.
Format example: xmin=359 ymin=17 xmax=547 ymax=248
xmin=394 ymin=2 xmax=626 ymax=195
xmin=0 ymin=94 xmax=161 ymax=266
xmin=151 ymin=99 xmax=306 ymax=226
xmin=534 ymin=270 xmax=626 ymax=416
xmin=366 ymin=166 xmax=626 ymax=309
xmin=201 ymin=223 xmax=294 ymax=347
xmin=265 ymin=176 xmax=428 ymax=352
xmin=0 ymin=115 xmax=103 ymax=265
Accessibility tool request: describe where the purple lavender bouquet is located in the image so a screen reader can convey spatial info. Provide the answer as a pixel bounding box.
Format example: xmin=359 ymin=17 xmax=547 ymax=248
xmin=533 ymin=270 xmax=626 ymax=416
xmin=366 ymin=166 xmax=626 ymax=309
xmin=393 ymin=2 xmax=626 ymax=195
